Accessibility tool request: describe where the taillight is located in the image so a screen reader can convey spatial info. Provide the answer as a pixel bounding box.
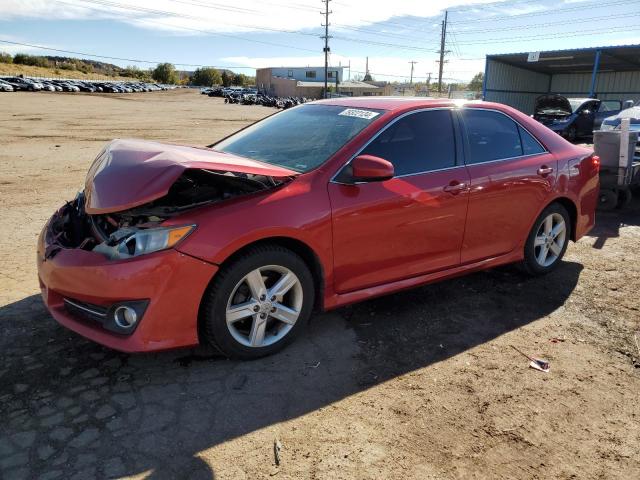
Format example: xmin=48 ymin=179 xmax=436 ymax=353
xmin=591 ymin=155 xmax=600 ymax=172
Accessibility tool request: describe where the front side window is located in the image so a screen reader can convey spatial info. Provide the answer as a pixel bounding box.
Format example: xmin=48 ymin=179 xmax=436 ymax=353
xmin=460 ymin=109 xmax=524 ymax=164
xmin=361 ymin=110 xmax=456 ymax=176
xmin=215 ymin=105 xmax=384 ymax=173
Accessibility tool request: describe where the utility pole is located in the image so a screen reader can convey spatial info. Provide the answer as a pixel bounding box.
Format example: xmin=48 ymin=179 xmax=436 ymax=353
xmin=408 ymin=61 xmax=417 ymax=85
xmin=437 ymin=10 xmax=448 ymax=94
xmin=426 ymin=72 xmax=432 ymax=95
xmin=321 ymin=0 xmax=332 ymax=99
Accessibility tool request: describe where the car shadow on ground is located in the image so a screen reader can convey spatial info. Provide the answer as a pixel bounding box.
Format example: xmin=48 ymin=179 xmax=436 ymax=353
xmin=588 ymin=195 xmax=640 ymax=249
xmin=0 ymin=261 xmax=583 ymax=479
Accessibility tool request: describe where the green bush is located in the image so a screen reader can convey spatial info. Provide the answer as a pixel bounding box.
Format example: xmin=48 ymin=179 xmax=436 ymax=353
xmin=0 ymin=52 xmax=12 ymax=64
xmin=12 ymin=53 xmax=51 ymax=68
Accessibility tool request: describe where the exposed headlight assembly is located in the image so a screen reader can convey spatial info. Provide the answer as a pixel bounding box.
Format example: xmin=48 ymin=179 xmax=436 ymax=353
xmin=93 ymin=225 xmax=195 ymax=260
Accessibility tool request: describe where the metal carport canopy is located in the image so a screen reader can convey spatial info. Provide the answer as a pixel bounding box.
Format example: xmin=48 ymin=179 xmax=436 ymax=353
xmin=486 ymin=44 xmax=640 ymax=75
xmin=482 ymin=44 xmax=640 ymax=112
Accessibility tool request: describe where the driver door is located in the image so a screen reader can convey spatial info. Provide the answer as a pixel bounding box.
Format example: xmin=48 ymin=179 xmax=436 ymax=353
xmin=328 ymin=109 xmax=470 ymax=294
xmin=574 ymin=100 xmax=599 ymax=136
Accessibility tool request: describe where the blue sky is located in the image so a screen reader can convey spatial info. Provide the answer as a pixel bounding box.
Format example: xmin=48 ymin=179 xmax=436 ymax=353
xmin=1 ymin=0 xmax=639 ymax=82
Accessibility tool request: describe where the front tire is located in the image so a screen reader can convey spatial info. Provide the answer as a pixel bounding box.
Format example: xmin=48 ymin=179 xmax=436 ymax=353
xmin=201 ymin=245 xmax=315 ymax=359
xmin=521 ymin=203 xmax=571 ymax=275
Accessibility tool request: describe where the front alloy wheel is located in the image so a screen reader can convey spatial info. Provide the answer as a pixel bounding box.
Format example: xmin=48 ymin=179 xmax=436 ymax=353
xmin=522 ymin=203 xmax=571 ymax=275
xmin=226 ymin=266 xmax=303 ymax=348
xmin=201 ymin=245 xmax=314 ymax=359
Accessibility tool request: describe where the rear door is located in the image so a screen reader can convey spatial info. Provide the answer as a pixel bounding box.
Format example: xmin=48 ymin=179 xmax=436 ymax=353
xmin=329 ymin=109 xmax=470 ymax=293
xmin=458 ymin=108 xmax=556 ymax=264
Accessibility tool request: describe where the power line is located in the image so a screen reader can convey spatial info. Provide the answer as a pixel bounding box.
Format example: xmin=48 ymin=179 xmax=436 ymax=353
xmin=448 ymin=0 xmax=640 ymax=23
xmin=454 ymin=24 xmax=640 ymax=45
xmin=451 ymin=11 xmax=640 ymax=34
xmin=63 ymin=0 xmax=442 ymax=54
xmin=54 ymin=0 xmax=319 ymax=53
xmin=0 ymin=39 xmax=255 ymax=69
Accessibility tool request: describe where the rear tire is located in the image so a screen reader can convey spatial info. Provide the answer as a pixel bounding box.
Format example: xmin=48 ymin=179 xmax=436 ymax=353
xmin=521 ymin=203 xmax=571 ymax=276
xmin=616 ymin=188 xmax=632 ymax=209
xmin=201 ymin=245 xmax=315 ymax=359
xmin=598 ymin=190 xmax=618 ymax=211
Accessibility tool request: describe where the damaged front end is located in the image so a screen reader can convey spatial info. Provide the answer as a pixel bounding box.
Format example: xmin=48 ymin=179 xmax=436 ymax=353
xmin=46 ymin=168 xmax=288 ymax=261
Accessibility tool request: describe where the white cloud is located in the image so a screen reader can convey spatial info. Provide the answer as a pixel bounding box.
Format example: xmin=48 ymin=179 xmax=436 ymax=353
xmin=0 ymin=0 xmax=513 ymax=34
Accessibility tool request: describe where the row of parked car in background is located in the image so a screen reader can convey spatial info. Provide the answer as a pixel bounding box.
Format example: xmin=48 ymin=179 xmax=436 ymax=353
xmin=0 ymin=76 xmax=175 ymax=93
xmin=200 ymin=86 xmax=311 ymax=109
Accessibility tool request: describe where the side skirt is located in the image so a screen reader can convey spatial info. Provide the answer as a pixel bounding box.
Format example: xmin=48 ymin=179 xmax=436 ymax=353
xmin=323 ymin=250 xmax=524 ymax=311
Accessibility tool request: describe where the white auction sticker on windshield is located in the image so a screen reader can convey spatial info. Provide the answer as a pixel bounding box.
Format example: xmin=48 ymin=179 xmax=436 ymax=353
xmin=338 ymin=108 xmax=380 ymax=120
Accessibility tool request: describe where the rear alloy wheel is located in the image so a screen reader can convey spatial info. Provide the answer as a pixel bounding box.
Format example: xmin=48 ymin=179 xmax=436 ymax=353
xmin=522 ymin=203 xmax=571 ymax=275
xmin=201 ymin=245 xmax=314 ymax=359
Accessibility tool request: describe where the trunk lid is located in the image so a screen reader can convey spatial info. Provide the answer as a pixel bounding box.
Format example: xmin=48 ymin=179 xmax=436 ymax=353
xmin=84 ymin=139 xmax=298 ymax=214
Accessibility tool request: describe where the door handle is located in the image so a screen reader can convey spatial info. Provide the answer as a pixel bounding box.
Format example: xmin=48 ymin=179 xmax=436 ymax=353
xmin=443 ymin=181 xmax=469 ymax=194
xmin=537 ymin=165 xmax=554 ymax=176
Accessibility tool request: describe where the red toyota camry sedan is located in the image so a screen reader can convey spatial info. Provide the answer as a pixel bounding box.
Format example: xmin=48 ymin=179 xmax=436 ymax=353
xmin=37 ymin=98 xmax=600 ymax=359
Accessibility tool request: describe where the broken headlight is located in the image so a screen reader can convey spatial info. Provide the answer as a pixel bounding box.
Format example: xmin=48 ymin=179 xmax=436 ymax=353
xmin=93 ymin=225 xmax=195 ymax=260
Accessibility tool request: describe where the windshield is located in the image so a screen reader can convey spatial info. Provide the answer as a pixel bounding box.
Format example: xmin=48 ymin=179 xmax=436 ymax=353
xmin=214 ymin=104 xmax=384 ymax=173
xmin=568 ymin=99 xmax=587 ymax=112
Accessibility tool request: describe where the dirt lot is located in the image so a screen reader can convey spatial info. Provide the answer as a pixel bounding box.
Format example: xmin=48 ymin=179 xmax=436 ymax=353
xmin=1 ymin=89 xmax=639 ymax=480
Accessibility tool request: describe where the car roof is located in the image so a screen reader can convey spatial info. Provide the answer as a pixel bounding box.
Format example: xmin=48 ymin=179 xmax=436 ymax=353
xmin=309 ymin=96 xmax=525 ymax=115
xmin=311 ymin=96 xmax=461 ymax=111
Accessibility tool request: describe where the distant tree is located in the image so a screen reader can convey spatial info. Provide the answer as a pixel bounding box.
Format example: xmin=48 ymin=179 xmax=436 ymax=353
xmin=352 ymin=74 xmax=363 ymax=81
xmin=232 ymin=73 xmax=247 ymax=86
xmin=0 ymin=52 xmax=12 ymax=64
xmin=152 ymin=63 xmax=178 ymax=84
xmin=363 ymin=72 xmax=373 ymax=82
xmin=13 ymin=53 xmax=51 ymax=68
xmin=191 ymin=67 xmax=222 ymax=86
xmin=468 ymin=72 xmax=483 ymax=92
xmin=221 ymin=70 xmax=232 ymax=87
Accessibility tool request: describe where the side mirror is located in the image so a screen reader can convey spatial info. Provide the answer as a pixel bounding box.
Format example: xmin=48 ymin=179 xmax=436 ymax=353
xmin=351 ymin=155 xmax=394 ymax=182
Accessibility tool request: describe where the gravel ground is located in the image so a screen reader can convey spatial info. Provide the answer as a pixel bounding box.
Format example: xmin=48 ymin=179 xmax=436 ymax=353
xmin=1 ymin=90 xmax=639 ymax=480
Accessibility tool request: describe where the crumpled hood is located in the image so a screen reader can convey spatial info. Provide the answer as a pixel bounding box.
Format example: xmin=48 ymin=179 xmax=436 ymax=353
xmin=84 ymin=139 xmax=298 ymax=214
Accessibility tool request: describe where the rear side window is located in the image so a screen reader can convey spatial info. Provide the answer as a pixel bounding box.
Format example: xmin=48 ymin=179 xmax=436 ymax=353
xmin=518 ymin=126 xmax=545 ymax=155
xmin=361 ymin=109 xmax=456 ymax=176
xmin=460 ymin=109 xmax=523 ymax=164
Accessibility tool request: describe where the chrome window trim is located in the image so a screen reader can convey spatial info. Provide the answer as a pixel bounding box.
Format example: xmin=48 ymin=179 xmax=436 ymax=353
xmin=329 ymin=105 xmax=549 ymax=185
